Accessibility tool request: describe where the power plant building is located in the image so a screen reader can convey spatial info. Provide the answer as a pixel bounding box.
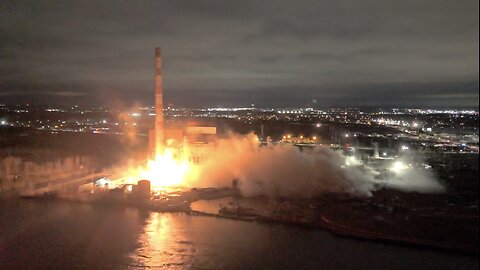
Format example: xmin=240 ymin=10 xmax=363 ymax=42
xmin=149 ymin=48 xmax=216 ymax=163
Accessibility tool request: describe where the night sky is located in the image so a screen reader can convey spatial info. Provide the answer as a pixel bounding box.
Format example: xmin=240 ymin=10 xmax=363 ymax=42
xmin=1 ymin=0 xmax=478 ymax=108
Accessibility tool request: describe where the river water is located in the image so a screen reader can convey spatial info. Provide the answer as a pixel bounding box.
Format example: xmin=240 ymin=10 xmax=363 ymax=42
xmin=0 ymin=199 xmax=477 ymax=270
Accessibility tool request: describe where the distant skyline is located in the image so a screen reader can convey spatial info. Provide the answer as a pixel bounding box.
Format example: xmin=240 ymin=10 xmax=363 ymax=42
xmin=1 ymin=0 xmax=478 ymax=108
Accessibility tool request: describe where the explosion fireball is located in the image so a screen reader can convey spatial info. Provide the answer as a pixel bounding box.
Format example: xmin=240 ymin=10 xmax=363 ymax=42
xmin=116 ymin=133 xmax=444 ymax=197
xmin=123 ymin=147 xmax=195 ymax=191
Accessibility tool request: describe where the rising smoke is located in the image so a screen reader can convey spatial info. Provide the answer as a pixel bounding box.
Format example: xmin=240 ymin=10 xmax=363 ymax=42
xmin=383 ymin=154 xmax=445 ymax=193
xmin=188 ymin=133 xmax=445 ymax=198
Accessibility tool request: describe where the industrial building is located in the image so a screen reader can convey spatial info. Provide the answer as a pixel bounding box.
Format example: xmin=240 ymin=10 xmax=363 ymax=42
xmin=148 ymin=47 xmax=217 ymax=164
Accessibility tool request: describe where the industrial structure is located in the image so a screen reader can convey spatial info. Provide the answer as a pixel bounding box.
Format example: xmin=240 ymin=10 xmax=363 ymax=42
xmin=11 ymin=48 xmax=219 ymax=197
xmin=154 ymin=47 xmax=165 ymax=157
xmin=149 ymin=48 xmax=217 ymax=163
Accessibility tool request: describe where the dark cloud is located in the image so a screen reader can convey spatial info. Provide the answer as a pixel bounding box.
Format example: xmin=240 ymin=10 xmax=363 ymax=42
xmin=0 ymin=0 xmax=478 ymax=107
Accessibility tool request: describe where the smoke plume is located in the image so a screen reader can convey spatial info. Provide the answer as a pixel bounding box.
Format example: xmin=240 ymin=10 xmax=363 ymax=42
xmin=383 ymin=154 xmax=445 ymax=193
xmin=188 ymin=133 xmax=445 ymax=198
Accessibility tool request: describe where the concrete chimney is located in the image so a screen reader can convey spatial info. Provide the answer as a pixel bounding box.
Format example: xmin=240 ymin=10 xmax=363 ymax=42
xmin=155 ymin=47 xmax=164 ymax=155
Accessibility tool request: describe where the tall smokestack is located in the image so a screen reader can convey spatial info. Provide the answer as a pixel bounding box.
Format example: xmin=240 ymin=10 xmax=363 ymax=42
xmin=155 ymin=47 xmax=164 ymax=155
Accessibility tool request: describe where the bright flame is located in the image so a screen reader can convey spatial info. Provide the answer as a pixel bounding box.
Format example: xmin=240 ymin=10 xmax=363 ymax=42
xmin=141 ymin=149 xmax=191 ymax=189
xmin=122 ymin=147 xmax=195 ymax=191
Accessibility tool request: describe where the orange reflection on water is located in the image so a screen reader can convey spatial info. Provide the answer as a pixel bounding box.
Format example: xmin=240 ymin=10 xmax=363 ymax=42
xmin=131 ymin=213 xmax=194 ymax=269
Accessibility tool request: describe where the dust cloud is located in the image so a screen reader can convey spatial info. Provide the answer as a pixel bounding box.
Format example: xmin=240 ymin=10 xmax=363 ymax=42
xmin=188 ymin=133 xmax=445 ymax=198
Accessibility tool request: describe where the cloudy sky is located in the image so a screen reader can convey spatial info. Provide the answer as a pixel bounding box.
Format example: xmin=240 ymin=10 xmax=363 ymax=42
xmin=1 ymin=0 xmax=478 ymax=108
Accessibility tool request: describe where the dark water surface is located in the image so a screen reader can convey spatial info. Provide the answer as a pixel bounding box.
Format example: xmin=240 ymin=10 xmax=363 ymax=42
xmin=0 ymin=199 xmax=477 ymax=270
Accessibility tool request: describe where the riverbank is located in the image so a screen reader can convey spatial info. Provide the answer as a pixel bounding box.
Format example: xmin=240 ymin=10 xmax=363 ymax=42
xmin=20 ymin=188 xmax=476 ymax=254
xmin=2 ymin=200 xmax=477 ymax=270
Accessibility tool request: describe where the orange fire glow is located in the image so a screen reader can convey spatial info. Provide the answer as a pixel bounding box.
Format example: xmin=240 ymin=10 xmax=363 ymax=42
xmin=142 ymin=149 xmax=191 ymax=188
xmin=122 ymin=147 xmax=196 ymax=191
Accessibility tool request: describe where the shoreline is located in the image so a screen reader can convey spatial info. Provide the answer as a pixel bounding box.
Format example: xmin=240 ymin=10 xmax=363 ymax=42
xmin=189 ymin=209 xmax=478 ymax=255
xmin=15 ymin=191 xmax=475 ymax=255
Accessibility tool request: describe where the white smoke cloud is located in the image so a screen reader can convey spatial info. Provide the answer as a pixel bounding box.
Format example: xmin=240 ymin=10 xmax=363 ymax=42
xmin=384 ymin=169 xmax=445 ymax=193
xmin=189 ymin=133 xmax=376 ymax=198
xmin=382 ymin=155 xmax=446 ymax=193
xmin=188 ymin=133 xmax=445 ymax=198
